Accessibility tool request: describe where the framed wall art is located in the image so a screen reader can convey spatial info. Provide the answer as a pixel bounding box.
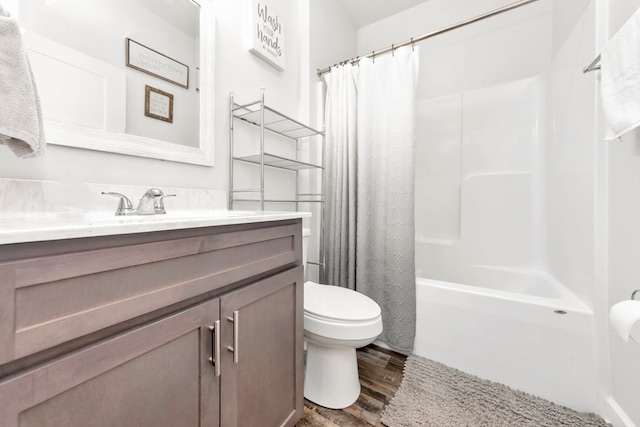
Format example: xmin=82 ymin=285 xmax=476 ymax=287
xmin=126 ymin=38 xmax=189 ymax=88
xmin=145 ymin=85 xmax=174 ymax=123
xmin=249 ymin=0 xmax=285 ymax=71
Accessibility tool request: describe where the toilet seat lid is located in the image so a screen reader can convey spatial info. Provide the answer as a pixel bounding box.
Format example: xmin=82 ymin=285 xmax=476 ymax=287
xmin=304 ymin=281 xmax=381 ymax=322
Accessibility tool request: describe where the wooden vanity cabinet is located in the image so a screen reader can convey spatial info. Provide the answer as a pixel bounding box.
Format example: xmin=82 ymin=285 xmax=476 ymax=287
xmin=220 ymin=266 xmax=303 ymax=427
xmin=0 ymin=220 xmax=304 ymax=427
xmin=0 ymin=298 xmax=221 ymax=427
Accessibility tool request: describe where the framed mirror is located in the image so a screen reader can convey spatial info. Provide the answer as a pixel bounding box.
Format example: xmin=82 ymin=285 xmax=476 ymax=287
xmin=19 ymin=0 xmax=215 ymax=166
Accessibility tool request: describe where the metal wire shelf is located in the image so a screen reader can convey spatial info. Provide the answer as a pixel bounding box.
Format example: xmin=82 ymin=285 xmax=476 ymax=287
xmin=229 ymin=90 xmax=326 ymax=278
xmin=232 ymin=102 xmax=323 ymax=140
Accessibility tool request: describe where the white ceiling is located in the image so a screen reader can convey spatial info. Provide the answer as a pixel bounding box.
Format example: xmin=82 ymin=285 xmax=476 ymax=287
xmin=339 ymin=0 xmax=429 ymax=28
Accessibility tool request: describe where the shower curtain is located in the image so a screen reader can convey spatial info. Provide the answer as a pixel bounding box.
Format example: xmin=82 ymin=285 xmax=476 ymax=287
xmin=321 ymin=63 xmax=358 ymax=291
xmin=321 ymin=46 xmax=419 ymax=354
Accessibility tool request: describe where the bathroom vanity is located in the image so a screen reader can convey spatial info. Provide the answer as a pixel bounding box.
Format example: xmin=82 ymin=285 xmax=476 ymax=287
xmin=0 ymin=211 xmax=306 ymax=427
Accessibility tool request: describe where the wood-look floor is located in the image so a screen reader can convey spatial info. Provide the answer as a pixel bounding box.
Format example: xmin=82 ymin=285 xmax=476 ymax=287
xmin=296 ymin=344 xmax=407 ymax=427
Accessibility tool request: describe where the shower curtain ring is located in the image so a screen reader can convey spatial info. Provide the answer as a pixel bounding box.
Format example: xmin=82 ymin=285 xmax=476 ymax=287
xmin=411 ymin=37 xmax=415 ymax=51
xmin=392 ymin=44 xmax=395 ymax=56
xmin=372 ymin=50 xmax=375 ymax=63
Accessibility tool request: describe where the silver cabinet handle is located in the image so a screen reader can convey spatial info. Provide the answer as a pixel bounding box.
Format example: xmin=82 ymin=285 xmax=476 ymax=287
xmin=208 ymin=320 xmax=221 ymax=377
xmin=226 ymin=311 xmax=239 ymax=364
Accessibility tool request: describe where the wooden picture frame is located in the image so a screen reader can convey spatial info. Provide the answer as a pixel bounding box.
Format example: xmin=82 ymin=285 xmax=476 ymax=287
xmin=126 ymin=38 xmax=189 ymax=89
xmin=145 ymin=85 xmax=174 ymax=123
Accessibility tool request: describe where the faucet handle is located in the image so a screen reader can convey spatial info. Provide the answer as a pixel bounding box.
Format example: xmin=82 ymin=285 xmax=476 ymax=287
xmin=101 ymin=192 xmax=135 ymax=216
xmin=155 ymin=194 xmax=176 ymax=214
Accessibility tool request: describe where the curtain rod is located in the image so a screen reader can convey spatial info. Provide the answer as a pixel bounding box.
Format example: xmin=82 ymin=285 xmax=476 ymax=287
xmin=317 ymin=0 xmax=539 ymax=77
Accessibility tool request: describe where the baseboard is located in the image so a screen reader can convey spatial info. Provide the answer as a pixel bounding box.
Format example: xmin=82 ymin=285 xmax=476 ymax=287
xmin=373 ymin=339 xmax=391 ymax=350
xmin=605 ymin=397 xmax=637 ymax=427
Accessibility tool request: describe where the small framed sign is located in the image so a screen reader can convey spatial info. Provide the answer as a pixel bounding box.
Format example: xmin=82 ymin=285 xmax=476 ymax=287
xmin=249 ymin=0 xmax=285 ymax=71
xmin=145 ymin=85 xmax=174 ymax=123
xmin=126 ymin=38 xmax=189 ymax=89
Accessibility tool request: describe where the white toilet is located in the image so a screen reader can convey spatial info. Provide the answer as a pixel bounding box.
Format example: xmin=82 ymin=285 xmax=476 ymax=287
xmin=302 ymin=229 xmax=383 ymax=409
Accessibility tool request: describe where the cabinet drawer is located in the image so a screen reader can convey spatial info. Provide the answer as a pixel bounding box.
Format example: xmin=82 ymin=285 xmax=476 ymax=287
xmin=0 ymin=221 xmax=301 ymax=365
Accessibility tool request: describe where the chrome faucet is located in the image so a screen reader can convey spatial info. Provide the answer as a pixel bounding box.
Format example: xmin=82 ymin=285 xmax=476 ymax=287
xmin=136 ymin=188 xmax=163 ymax=215
xmin=136 ymin=188 xmax=177 ymax=215
xmin=102 ymin=188 xmax=176 ymax=216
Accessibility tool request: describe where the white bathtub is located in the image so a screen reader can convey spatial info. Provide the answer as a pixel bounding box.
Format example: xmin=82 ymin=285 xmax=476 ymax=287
xmin=413 ymin=269 xmax=598 ymax=412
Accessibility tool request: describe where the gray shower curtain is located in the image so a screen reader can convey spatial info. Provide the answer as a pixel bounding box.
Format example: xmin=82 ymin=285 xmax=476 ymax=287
xmin=321 ymin=46 xmax=419 ymax=354
xmin=321 ymin=63 xmax=358 ymax=291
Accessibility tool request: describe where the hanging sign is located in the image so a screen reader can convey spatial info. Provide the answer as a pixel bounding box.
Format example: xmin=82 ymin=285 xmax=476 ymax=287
xmin=249 ymin=0 xmax=285 ymax=71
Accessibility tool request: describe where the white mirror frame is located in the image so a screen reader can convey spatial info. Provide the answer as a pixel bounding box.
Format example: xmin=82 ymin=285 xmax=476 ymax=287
xmin=36 ymin=0 xmax=215 ymax=166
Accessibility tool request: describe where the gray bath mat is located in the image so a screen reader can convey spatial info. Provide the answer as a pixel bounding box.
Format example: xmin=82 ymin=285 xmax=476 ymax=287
xmin=381 ymin=354 xmax=610 ymax=427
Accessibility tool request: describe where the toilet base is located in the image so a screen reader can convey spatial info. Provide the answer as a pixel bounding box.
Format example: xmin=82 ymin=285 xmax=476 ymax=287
xmin=304 ymin=341 xmax=361 ymax=409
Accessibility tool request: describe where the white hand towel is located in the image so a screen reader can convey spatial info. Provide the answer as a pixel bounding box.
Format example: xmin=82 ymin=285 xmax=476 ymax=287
xmin=601 ymin=7 xmax=640 ymax=141
xmin=0 ymin=4 xmax=46 ymax=158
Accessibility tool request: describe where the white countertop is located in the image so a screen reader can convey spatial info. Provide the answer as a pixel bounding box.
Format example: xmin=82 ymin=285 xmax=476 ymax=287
xmin=0 ymin=210 xmax=311 ymax=245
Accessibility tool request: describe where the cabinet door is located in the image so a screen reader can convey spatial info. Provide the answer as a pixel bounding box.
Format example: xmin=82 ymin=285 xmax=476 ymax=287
xmin=220 ymin=266 xmax=304 ymax=427
xmin=0 ymin=299 xmax=220 ymax=427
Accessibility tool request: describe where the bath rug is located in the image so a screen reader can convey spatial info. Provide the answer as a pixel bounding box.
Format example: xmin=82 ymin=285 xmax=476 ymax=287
xmin=381 ymin=354 xmax=610 ymax=427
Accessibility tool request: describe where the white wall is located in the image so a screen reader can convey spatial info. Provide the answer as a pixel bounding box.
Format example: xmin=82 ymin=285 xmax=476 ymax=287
xmin=303 ymin=0 xmax=358 ymax=280
xmin=0 ymin=0 xmax=309 ymax=197
xmin=606 ymin=1 xmax=640 ymax=425
xmin=608 ymin=128 xmax=640 ymax=426
xmin=357 ymin=0 xmax=552 ymax=100
xmin=309 ymin=0 xmax=357 ymax=123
